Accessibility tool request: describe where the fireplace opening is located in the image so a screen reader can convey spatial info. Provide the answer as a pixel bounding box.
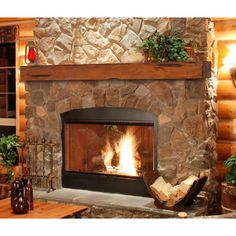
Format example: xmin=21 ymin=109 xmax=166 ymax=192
xmin=61 ymin=107 xmax=158 ymax=196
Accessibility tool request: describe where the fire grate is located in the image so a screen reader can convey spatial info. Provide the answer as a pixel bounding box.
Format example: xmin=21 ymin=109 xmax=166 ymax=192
xmin=18 ymin=138 xmax=58 ymax=192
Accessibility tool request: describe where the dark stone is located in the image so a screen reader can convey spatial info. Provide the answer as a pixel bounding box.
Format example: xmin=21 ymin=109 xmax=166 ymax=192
xmin=31 ymin=91 xmax=45 ymax=106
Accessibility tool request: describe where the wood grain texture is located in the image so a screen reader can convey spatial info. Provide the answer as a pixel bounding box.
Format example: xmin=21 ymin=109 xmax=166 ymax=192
xmin=217 ymin=80 xmax=236 ymax=99
xmin=216 ymin=142 xmax=236 ymax=161
xmin=20 ymin=61 xmax=211 ymax=82
xmin=218 ymin=100 xmax=236 ymax=119
xmin=0 ymin=198 xmax=88 ymax=218
xmin=216 ymin=161 xmax=227 ymax=183
xmin=218 ymin=120 xmax=236 ymax=141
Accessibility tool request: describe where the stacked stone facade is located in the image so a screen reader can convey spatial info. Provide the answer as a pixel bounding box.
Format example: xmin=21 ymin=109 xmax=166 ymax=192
xmin=25 ymin=17 xmax=218 ymax=211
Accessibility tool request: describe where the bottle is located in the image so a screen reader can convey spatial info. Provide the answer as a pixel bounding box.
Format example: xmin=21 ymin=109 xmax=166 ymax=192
xmin=10 ymin=177 xmax=23 ymax=208
xmin=25 ymin=178 xmax=33 ymax=210
xmin=12 ymin=188 xmax=29 ymax=214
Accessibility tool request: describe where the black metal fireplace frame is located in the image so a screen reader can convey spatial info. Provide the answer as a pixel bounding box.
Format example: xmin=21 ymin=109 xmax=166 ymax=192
xmin=61 ymin=107 xmax=158 ymax=197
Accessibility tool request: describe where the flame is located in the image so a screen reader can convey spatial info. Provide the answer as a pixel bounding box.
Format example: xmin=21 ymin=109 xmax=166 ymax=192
xmin=101 ymin=138 xmax=114 ymax=168
xmin=102 ymin=129 xmax=138 ymax=176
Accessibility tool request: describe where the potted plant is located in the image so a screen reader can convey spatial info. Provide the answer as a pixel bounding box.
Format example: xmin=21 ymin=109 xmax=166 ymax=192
xmin=136 ymin=31 xmax=194 ymax=62
xmin=0 ymin=134 xmax=20 ymax=183
xmin=221 ymin=155 xmax=236 ymax=213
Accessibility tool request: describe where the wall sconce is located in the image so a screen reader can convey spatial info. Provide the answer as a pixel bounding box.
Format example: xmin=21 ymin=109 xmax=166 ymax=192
xmin=223 ymin=43 xmax=236 ymax=87
xmin=25 ymin=41 xmax=38 ymax=65
xmin=230 ymin=67 xmax=236 ymax=87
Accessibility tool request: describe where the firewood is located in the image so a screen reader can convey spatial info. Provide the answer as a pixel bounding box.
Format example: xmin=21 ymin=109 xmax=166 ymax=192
xmin=149 ymin=175 xmax=199 ymax=206
xmin=150 ymin=176 xmax=172 ymax=201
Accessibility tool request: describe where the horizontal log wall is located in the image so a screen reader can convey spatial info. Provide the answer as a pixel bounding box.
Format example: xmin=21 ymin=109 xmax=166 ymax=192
xmin=16 ymin=20 xmax=35 ymax=141
xmin=215 ymin=21 xmax=236 ymax=182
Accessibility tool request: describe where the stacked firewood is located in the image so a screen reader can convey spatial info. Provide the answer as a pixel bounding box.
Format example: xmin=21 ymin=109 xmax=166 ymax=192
xmin=150 ymin=175 xmax=198 ymax=207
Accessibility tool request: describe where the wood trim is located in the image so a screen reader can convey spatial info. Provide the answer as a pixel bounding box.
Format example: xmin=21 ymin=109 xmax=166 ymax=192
xmin=20 ymin=61 xmax=211 ymax=82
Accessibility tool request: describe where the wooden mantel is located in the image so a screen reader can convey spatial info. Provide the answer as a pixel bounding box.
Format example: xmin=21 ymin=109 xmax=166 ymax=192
xmin=20 ymin=61 xmax=211 ymax=82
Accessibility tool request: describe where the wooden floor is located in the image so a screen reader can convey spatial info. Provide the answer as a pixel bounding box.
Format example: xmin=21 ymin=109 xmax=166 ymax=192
xmin=0 ymin=198 xmax=88 ymax=218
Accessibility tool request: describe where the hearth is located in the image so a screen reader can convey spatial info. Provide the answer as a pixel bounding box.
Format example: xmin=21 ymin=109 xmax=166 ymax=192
xmin=61 ymin=107 xmax=158 ymax=196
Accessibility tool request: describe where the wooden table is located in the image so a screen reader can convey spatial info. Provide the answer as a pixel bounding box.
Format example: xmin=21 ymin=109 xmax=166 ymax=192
xmin=0 ymin=198 xmax=88 ymax=218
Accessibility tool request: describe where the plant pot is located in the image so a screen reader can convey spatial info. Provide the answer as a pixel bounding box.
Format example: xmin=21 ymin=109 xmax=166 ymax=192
xmin=221 ymin=181 xmax=236 ymax=213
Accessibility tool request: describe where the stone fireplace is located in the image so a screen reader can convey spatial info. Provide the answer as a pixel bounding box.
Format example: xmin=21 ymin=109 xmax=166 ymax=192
xmin=21 ymin=17 xmax=218 ymax=210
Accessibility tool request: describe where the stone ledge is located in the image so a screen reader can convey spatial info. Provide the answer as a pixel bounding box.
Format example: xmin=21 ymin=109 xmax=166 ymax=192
xmin=34 ymin=188 xmax=208 ymax=218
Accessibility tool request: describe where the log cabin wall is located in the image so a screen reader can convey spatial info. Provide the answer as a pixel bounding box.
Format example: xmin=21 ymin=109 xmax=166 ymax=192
xmin=214 ymin=19 xmax=236 ymax=183
xmin=17 ymin=20 xmax=35 ymax=141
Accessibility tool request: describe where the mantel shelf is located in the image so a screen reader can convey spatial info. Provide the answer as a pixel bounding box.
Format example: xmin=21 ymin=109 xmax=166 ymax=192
xmin=20 ymin=61 xmax=211 ymax=82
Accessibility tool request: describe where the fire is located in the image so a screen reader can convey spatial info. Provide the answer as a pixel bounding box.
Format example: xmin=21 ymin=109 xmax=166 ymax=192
xmin=101 ymin=129 xmax=139 ymax=176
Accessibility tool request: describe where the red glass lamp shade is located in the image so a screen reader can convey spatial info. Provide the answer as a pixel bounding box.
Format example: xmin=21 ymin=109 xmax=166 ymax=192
xmin=27 ymin=47 xmax=36 ymax=63
xmin=25 ymin=41 xmax=38 ymax=65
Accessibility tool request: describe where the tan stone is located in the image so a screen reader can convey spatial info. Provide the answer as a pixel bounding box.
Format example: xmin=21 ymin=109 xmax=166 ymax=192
xmin=84 ymin=18 xmax=100 ymax=30
xmin=173 ymin=103 xmax=186 ymax=125
xmin=150 ymin=82 xmax=173 ymax=106
xmin=93 ymin=88 xmax=105 ymax=107
xmin=56 ymin=33 xmax=72 ymax=51
xmin=47 ymin=20 xmax=61 ymax=37
xmin=36 ymin=106 xmax=47 ymax=117
xmin=170 ymin=128 xmax=190 ymax=153
xmin=183 ymin=115 xmax=205 ymax=139
xmin=123 ymin=94 xmax=138 ymax=108
xmin=85 ymin=30 xmax=111 ymax=48
xmin=169 ymin=18 xmax=187 ymax=34
xmin=156 ymin=18 xmax=171 ymax=34
xmin=34 ymin=28 xmax=47 ymax=38
xmin=97 ymin=49 xmax=119 ymax=63
xmin=110 ymin=43 xmax=125 ymax=58
xmin=81 ymin=95 xmax=95 ymax=108
xmin=108 ymin=24 xmax=127 ymax=42
xmin=46 ymin=113 xmax=60 ymax=131
xmin=120 ymin=49 xmax=143 ymax=63
xmin=186 ymin=18 xmax=208 ymax=33
xmin=185 ymin=80 xmax=205 ymax=99
xmin=38 ymin=37 xmax=56 ymax=53
xmin=120 ymin=84 xmax=138 ymax=97
xmin=120 ymin=30 xmax=141 ymax=50
xmin=129 ymin=18 xmax=142 ymax=34
xmin=37 ymin=50 xmax=48 ymax=65
xmin=135 ymin=85 xmax=150 ymax=97
xmin=135 ymin=97 xmax=152 ymax=110
xmin=139 ymin=24 xmax=157 ymax=39
xmin=158 ymin=125 xmax=173 ymax=145
xmin=73 ymin=46 xmax=88 ymax=64
xmin=159 ymin=114 xmax=171 ymax=125
xmin=82 ymin=45 xmax=99 ymax=58
xmin=55 ymin=100 xmax=71 ymax=114
xmin=37 ymin=18 xmax=53 ymax=27
xmin=47 ymin=50 xmax=69 ymax=65
xmin=57 ymin=18 xmax=73 ymax=35
xmin=98 ymin=18 xmax=121 ymax=36
xmin=106 ymin=87 xmax=120 ymax=106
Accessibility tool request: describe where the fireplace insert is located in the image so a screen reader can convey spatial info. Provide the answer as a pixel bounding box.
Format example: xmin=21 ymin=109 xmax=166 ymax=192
xmin=61 ymin=107 xmax=158 ymax=196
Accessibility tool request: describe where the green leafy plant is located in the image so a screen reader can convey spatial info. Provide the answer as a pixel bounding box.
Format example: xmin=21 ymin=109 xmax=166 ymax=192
xmin=136 ymin=31 xmax=190 ymax=62
xmin=224 ymin=155 xmax=236 ymax=185
xmin=0 ymin=134 xmax=20 ymax=182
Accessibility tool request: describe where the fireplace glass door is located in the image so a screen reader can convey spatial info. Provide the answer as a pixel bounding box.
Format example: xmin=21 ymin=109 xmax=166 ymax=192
xmin=61 ymin=107 xmax=158 ymax=196
xmin=64 ymin=123 xmax=154 ymax=177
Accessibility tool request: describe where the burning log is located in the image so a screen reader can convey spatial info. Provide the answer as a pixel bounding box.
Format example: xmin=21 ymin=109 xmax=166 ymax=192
xmin=150 ymin=175 xmax=199 ymax=207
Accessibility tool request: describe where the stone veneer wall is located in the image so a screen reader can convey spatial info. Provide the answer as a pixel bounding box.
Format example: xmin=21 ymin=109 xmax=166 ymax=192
xmin=25 ymin=18 xmax=218 ymax=212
